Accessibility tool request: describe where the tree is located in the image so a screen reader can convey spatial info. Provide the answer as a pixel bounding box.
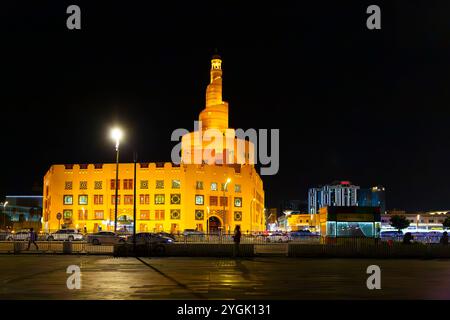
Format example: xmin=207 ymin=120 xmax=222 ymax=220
xmin=443 ymin=217 xmax=450 ymax=230
xmin=390 ymin=215 xmax=410 ymax=232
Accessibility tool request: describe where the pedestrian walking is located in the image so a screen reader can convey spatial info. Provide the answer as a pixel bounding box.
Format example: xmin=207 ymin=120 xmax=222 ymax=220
xmin=440 ymin=231 xmax=449 ymax=245
xmin=27 ymin=228 xmax=39 ymax=251
xmin=233 ymin=225 xmax=241 ymax=257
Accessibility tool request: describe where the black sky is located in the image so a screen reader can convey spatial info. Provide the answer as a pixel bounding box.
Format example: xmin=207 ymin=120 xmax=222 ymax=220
xmin=1 ymin=1 xmax=450 ymax=211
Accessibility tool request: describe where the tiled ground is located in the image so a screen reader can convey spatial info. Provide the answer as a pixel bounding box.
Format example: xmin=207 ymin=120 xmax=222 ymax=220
xmin=1 ymin=255 xmax=450 ymax=299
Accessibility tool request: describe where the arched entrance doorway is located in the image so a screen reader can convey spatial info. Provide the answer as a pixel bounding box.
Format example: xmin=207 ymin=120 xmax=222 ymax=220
xmin=208 ymin=216 xmax=222 ymax=234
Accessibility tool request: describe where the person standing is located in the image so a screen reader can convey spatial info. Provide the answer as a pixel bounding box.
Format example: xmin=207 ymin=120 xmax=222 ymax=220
xmin=27 ymin=228 xmax=39 ymax=251
xmin=233 ymin=225 xmax=241 ymax=257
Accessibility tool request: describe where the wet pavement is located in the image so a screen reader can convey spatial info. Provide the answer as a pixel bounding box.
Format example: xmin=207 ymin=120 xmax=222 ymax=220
xmin=0 ymin=255 xmax=450 ymax=299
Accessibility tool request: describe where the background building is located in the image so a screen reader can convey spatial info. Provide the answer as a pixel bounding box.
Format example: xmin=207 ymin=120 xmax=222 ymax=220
xmin=2 ymin=195 xmax=42 ymax=231
xmin=381 ymin=209 xmax=450 ymax=231
xmin=308 ymin=181 xmax=359 ymax=214
xmin=358 ymin=186 xmax=386 ymax=214
xmin=309 ymin=181 xmax=386 ymax=215
xmin=43 ymin=55 xmax=265 ymax=234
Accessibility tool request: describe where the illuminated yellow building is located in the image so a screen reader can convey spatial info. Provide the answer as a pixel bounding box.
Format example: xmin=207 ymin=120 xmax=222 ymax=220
xmin=42 ymin=55 xmax=265 ymax=234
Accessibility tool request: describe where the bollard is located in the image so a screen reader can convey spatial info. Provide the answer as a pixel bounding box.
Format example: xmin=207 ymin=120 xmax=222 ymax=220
xmin=63 ymin=241 xmax=72 ymax=254
xmin=14 ymin=242 xmax=23 ymax=254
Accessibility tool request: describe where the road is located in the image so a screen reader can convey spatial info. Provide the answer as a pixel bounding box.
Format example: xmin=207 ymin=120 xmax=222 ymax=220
xmin=0 ymin=255 xmax=449 ymax=299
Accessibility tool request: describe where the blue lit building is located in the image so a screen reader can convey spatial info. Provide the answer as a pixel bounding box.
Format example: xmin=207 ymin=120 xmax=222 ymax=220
xmin=358 ymin=186 xmax=386 ymax=214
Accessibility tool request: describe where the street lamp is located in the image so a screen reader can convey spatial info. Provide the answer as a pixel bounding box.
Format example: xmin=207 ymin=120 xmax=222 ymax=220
xmin=250 ymin=198 xmax=256 ymax=234
xmin=223 ymin=178 xmax=231 ymax=233
xmin=111 ymin=127 xmax=123 ymax=232
xmin=416 ymin=214 xmax=420 ymax=230
xmin=0 ymin=201 xmax=8 ymax=230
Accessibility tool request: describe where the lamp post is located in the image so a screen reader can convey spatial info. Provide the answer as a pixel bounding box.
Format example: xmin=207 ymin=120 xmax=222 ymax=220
xmin=0 ymin=201 xmax=8 ymax=230
xmin=111 ymin=128 xmax=123 ymax=232
xmin=223 ymin=178 xmax=231 ymax=234
xmin=250 ymin=198 xmax=256 ymax=234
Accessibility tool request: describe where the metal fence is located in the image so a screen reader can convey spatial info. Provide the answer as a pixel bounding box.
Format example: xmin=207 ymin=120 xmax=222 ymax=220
xmin=0 ymin=241 xmax=114 ymax=254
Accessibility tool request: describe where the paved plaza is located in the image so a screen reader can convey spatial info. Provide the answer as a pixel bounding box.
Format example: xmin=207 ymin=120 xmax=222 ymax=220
xmin=1 ymin=255 xmax=450 ymax=299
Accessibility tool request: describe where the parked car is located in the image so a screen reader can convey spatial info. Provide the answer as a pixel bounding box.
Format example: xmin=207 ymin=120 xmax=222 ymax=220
xmin=87 ymin=231 xmax=126 ymax=245
xmin=126 ymin=232 xmax=174 ymax=245
xmin=46 ymin=229 xmax=84 ymax=241
xmin=182 ymin=229 xmax=205 ymax=237
xmin=6 ymin=230 xmax=31 ymax=241
xmin=380 ymin=230 xmax=403 ymax=238
xmin=156 ymin=232 xmax=176 ymax=241
xmin=290 ymin=230 xmax=312 ymax=238
xmin=266 ymin=232 xmax=290 ymax=243
xmin=0 ymin=230 xmax=11 ymax=241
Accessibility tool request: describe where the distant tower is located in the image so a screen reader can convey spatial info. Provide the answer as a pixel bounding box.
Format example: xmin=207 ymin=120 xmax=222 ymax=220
xmin=199 ymin=53 xmax=229 ymax=130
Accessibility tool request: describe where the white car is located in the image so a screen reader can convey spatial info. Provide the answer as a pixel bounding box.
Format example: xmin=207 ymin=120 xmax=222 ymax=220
xmin=6 ymin=230 xmax=31 ymax=241
xmin=87 ymin=231 xmax=126 ymax=245
xmin=265 ymin=233 xmax=290 ymax=243
xmin=46 ymin=229 xmax=84 ymax=241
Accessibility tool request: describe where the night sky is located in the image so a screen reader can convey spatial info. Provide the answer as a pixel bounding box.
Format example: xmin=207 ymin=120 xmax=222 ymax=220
xmin=1 ymin=1 xmax=450 ymax=211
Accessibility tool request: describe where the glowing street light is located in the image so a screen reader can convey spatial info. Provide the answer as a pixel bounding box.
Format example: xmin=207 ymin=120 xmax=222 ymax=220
xmin=223 ymin=178 xmax=231 ymax=233
xmin=1 ymin=201 xmax=8 ymax=230
xmin=111 ymin=127 xmax=123 ymax=232
xmin=250 ymin=198 xmax=256 ymax=234
xmin=111 ymin=128 xmax=123 ymax=151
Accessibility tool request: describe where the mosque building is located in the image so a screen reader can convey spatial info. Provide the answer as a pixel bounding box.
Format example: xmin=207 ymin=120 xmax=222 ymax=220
xmin=42 ymin=54 xmax=265 ymax=234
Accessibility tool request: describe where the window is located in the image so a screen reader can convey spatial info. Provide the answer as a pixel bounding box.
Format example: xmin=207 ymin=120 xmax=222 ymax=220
xmin=79 ymin=181 xmax=88 ymax=190
xmin=196 ymin=181 xmax=203 ymax=190
xmin=140 ymin=194 xmax=150 ymax=205
xmin=220 ymin=197 xmax=228 ymax=207
xmin=94 ymin=194 xmax=103 ymax=205
xmin=155 ymin=194 xmax=165 ymax=205
xmin=154 ymin=210 xmax=165 ymax=220
xmin=140 ymin=163 xmax=149 ymax=169
xmin=195 ymin=210 xmax=204 ymax=220
xmin=234 ymin=197 xmax=242 ymax=207
xmin=210 ymin=182 xmax=218 ymax=191
xmin=79 ymin=164 xmax=88 ymax=170
xmin=124 ymin=195 xmax=133 ymax=205
xmin=78 ymin=210 xmax=88 ymax=220
xmin=94 ymin=210 xmax=104 ymax=220
xmin=140 ymin=180 xmax=148 ymax=189
xmin=234 ymin=211 xmax=242 ymax=221
xmin=170 ymin=209 xmax=181 ymax=219
xmin=429 ymin=219 xmax=434 ymax=223
xmin=63 ymin=210 xmax=73 ymax=219
xmin=64 ymin=181 xmax=73 ymax=190
xmin=209 ymin=196 xmax=218 ymax=206
xmin=111 ymin=195 xmax=120 ymax=205
xmin=172 ymin=179 xmax=181 ymax=189
xmin=195 ymin=195 xmax=204 ymax=205
xmin=94 ymin=181 xmax=102 ymax=189
xmin=156 ymin=180 xmax=164 ymax=189
xmin=64 ymin=164 xmax=74 ymax=170
xmin=171 ymin=194 xmax=181 ymax=205
xmin=63 ymin=195 xmax=73 ymax=205
xmin=221 ymin=183 xmax=228 ymax=191
xmin=140 ymin=210 xmax=150 ymax=220
xmin=123 ymin=179 xmax=133 ymax=190
xmin=94 ymin=164 xmax=103 ymax=169
xmin=110 ymin=179 xmax=120 ymax=190
xmin=78 ymin=195 xmax=88 ymax=205
xmin=234 ymin=184 xmax=241 ymax=193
